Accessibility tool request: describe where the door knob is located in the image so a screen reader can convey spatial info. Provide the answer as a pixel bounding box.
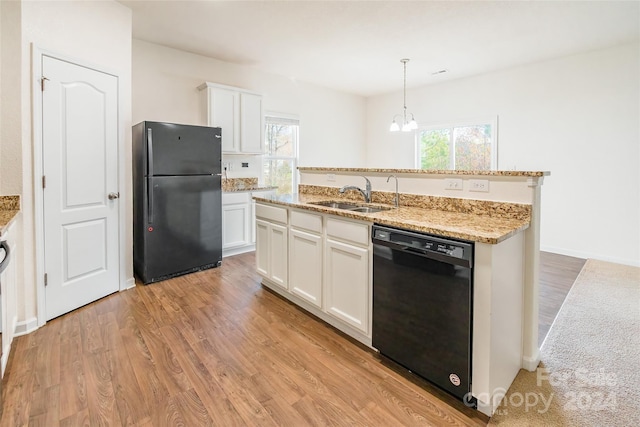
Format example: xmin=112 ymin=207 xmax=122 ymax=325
xmin=108 ymin=192 xmax=120 ymax=200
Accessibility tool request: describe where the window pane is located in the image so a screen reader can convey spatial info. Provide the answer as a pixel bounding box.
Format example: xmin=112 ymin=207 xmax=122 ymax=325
xmin=263 ymin=159 xmax=294 ymax=195
xmin=265 ymin=123 xmax=296 ymax=156
xmin=453 ymin=125 xmax=492 ymax=170
xmin=419 ymin=129 xmax=451 ymax=170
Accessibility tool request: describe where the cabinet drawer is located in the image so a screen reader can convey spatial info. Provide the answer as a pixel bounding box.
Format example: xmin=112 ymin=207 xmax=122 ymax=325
xmin=255 ymin=203 xmax=288 ymax=224
xmin=326 ymin=217 xmax=369 ymax=247
xmin=290 ymin=209 xmax=322 ymax=234
xmin=223 ymin=192 xmax=251 ymax=205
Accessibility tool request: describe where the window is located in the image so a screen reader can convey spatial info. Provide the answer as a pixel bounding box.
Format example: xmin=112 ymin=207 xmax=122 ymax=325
xmin=263 ymin=114 xmax=299 ymax=194
xmin=416 ymin=118 xmax=497 ymax=170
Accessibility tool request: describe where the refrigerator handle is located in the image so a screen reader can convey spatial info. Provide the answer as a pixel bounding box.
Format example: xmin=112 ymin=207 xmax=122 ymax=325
xmin=147 ymin=128 xmax=154 ymax=224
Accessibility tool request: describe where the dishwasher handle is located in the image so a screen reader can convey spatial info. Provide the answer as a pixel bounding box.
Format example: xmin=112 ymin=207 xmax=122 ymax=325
xmin=373 ymin=237 xmax=472 ymax=269
xmin=0 ymin=240 xmax=11 ymax=275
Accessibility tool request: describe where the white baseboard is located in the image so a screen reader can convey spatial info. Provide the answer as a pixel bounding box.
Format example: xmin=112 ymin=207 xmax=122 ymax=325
xmin=14 ymin=317 xmax=39 ymax=337
xmin=522 ymin=349 xmax=541 ymax=372
xmin=123 ymin=277 xmax=135 ymax=290
xmin=540 ymin=245 xmax=639 ymax=267
xmin=223 ymin=245 xmax=255 ymax=258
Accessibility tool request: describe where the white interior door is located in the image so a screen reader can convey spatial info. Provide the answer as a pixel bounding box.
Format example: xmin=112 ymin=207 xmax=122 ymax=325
xmin=42 ymin=55 xmax=120 ymax=320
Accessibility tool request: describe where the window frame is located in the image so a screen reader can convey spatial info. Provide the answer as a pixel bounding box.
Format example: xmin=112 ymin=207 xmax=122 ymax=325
xmin=415 ymin=116 xmax=498 ymax=170
xmin=263 ymin=112 xmax=299 ymax=194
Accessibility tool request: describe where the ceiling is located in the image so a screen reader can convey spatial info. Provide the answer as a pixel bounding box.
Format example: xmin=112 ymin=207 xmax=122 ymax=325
xmin=120 ymin=1 xmax=640 ymax=97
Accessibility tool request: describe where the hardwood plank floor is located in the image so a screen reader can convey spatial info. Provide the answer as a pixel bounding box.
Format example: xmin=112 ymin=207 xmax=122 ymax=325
xmin=538 ymin=251 xmax=586 ymax=345
xmin=0 ymin=251 xmax=583 ymax=426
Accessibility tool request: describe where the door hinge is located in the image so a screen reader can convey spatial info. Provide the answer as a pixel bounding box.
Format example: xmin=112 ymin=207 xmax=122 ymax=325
xmin=44 ymin=273 xmax=48 ymax=286
xmin=42 ymin=175 xmax=46 ymax=189
xmin=41 ymin=76 xmax=49 ymax=91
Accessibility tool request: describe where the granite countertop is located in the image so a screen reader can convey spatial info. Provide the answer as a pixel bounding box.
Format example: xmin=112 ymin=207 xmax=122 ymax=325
xmin=221 ymin=177 xmax=277 ymax=193
xmin=0 ymin=195 xmax=21 ymax=236
xmin=223 ymin=186 xmax=278 ymax=193
xmin=253 ymin=193 xmax=529 ymax=244
xmin=299 ymin=167 xmax=550 ymax=177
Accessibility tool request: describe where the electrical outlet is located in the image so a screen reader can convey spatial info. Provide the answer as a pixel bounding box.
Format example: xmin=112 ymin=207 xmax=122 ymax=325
xmin=444 ymin=178 xmax=463 ymax=190
xmin=469 ymin=179 xmax=489 ymax=192
xmin=327 ymin=174 xmax=336 ymax=182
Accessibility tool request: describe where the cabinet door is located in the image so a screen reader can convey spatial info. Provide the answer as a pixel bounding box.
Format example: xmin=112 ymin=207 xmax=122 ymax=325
xmin=210 ymin=88 xmax=239 ymax=153
xmin=289 ymin=228 xmax=322 ymax=308
xmin=255 ymin=219 xmax=269 ymax=277
xmin=222 ymin=203 xmax=250 ymax=249
xmin=324 ymin=239 xmax=369 ymax=334
xmin=240 ymin=92 xmax=263 ymax=154
xmin=269 ymin=223 xmax=288 ymax=289
xmin=250 ymin=190 xmax=276 ymax=244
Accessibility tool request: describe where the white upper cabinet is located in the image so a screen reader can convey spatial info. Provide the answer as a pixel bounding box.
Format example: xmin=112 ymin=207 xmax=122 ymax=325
xmin=239 ymin=93 xmax=263 ymax=154
xmin=199 ymin=82 xmax=263 ymax=154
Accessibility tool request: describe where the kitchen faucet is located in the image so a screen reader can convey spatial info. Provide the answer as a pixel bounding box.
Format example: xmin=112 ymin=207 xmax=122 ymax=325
xmin=387 ymin=174 xmax=399 ymax=208
xmin=339 ymin=176 xmax=372 ymax=203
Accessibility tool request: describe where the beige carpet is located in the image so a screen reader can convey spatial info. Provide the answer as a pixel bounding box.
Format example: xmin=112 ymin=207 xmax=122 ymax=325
xmin=488 ymin=259 xmax=640 ymax=426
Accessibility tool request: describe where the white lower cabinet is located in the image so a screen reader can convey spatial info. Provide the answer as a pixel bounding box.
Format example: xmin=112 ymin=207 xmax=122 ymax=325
xmin=222 ymin=192 xmax=251 ymax=256
xmin=255 ymin=203 xmax=288 ymax=289
xmin=223 ymin=190 xmax=276 ymax=257
xmin=324 ymin=238 xmax=369 ymax=334
xmin=289 ymin=228 xmax=323 ymax=308
xmin=268 ymin=223 xmax=288 ymax=288
xmin=255 ymin=202 xmax=371 ymax=343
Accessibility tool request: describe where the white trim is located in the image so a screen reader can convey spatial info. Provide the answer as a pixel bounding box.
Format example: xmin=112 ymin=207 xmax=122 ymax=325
xmin=521 ymin=349 xmax=541 ymax=372
xmin=265 ymin=111 xmax=300 ymax=123
xmin=32 ymin=45 xmax=125 ymax=327
xmin=13 ymin=317 xmax=39 ymax=337
xmin=197 ymin=81 xmax=261 ymax=96
xmin=123 ymin=277 xmax=136 ymax=290
xmin=541 ymin=245 xmax=640 ymax=268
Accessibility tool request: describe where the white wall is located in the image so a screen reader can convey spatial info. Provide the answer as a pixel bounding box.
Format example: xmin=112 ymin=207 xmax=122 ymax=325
xmin=366 ymin=43 xmax=640 ymax=266
xmin=132 ymin=39 xmax=367 ymax=172
xmin=2 ymin=0 xmax=132 ymax=328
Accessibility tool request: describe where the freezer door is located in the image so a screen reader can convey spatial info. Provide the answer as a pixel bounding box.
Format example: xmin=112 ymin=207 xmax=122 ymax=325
xmin=139 ymin=175 xmax=222 ymax=283
xmin=146 ymin=122 xmax=221 ymax=176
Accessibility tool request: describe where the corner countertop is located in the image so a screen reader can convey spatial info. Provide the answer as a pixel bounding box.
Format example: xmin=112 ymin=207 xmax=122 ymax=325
xmin=253 ymin=193 xmax=529 ymax=244
xmin=0 ymin=195 xmax=21 ymax=237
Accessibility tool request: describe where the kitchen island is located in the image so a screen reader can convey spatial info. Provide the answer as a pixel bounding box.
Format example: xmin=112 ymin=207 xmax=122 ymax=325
xmin=253 ymin=167 xmax=549 ymax=416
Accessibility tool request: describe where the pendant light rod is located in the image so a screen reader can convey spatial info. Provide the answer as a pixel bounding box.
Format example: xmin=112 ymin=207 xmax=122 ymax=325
xmin=390 ymin=58 xmax=417 ymax=132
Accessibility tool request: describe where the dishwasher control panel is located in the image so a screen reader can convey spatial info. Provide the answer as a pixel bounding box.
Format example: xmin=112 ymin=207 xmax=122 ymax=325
xmin=372 ymin=225 xmax=472 ymax=263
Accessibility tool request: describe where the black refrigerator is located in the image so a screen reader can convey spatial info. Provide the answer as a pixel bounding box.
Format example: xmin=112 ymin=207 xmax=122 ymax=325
xmin=133 ymin=121 xmax=222 ymax=284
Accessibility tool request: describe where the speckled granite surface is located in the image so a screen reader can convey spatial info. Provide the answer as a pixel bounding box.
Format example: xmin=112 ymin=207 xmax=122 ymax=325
xmin=300 ymin=184 xmax=531 ymax=220
xmin=222 ymin=178 xmax=277 ymax=193
xmin=253 ymin=193 xmax=529 ymax=244
xmin=0 ymin=195 xmax=20 ymax=235
xmin=299 ymin=167 xmax=550 ymax=177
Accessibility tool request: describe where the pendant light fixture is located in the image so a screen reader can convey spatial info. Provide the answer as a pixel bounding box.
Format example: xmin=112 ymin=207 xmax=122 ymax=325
xmin=390 ymin=58 xmax=418 ymax=132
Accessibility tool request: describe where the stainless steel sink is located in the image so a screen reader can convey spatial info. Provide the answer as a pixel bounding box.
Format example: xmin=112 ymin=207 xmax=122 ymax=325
xmin=309 ymin=200 xmax=392 ymax=213
xmin=309 ymin=201 xmax=362 ymax=209
xmin=349 ymin=206 xmax=389 ymax=213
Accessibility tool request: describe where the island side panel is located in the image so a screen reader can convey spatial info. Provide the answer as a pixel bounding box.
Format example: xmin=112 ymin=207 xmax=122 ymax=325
xmin=472 ymin=232 xmax=525 ymax=416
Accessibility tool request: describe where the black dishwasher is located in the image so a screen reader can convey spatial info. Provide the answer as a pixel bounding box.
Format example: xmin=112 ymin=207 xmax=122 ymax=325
xmin=372 ymin=224 xmax=474 ymax=406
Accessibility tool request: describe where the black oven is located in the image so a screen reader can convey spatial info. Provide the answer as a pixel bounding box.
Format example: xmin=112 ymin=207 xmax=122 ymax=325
xmin=372 ymin=224 xmax=475 ymax=406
